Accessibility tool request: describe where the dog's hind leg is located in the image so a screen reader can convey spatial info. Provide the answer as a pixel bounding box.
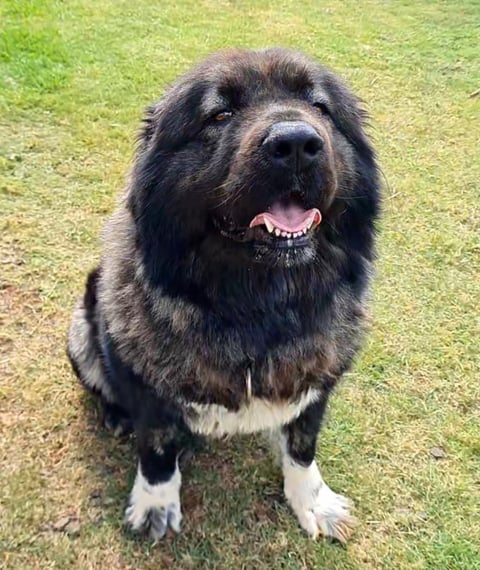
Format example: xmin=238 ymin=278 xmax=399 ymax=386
xmin=67 ymin=268 xmax=132 ymax=436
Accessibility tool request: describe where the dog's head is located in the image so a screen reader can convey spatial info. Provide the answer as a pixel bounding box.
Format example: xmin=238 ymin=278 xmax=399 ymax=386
xmin=129 ymin=49 xmax=379 ymax=287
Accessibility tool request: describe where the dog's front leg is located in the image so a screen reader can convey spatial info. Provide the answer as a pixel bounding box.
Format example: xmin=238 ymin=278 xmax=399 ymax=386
xmin=125 ymin=421 xmax=184 ymax=540
xmin=280 ymin=397 xmax=354 ymax=542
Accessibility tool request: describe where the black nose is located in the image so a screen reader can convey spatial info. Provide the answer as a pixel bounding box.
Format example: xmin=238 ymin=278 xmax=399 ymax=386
xmin=263 ymin=121 xmax=323 ymax=172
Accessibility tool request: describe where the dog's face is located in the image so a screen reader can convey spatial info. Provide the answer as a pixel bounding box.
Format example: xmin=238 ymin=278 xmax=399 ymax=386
xmin=130 ymin=49 xmax=377 ymax=276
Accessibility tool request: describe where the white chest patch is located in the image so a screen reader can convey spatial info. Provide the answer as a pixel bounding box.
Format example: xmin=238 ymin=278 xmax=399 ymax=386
xmin=184 ymin=389 xmax=320 ymax=437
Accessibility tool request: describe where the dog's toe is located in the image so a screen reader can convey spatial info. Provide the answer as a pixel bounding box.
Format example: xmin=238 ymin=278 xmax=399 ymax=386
xmin=125 ymin=502 xmax=183 ymax=540
xmin=147 ymin=508 xmax=169 ymax=540
xmin=311 ymin=489 xmax=354 ymax=542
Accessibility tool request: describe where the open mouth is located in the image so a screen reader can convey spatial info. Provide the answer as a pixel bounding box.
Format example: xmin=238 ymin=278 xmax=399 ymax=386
xmin=249 ymin=201 xmax=321 ymax=239
xmin=216 ymin=193 xmax=322 ymax=248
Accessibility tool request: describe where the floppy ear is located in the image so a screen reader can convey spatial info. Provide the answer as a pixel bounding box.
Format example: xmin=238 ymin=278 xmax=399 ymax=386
xmin=138 ymin=77 xmax=211 ymax=156
xmin=140 ymin=104 xmax=157 ymax=142
xmin=319 ymin=71 xmax=374 ymax=159
xmin=137 ymin=103 xmax=163 ymax=151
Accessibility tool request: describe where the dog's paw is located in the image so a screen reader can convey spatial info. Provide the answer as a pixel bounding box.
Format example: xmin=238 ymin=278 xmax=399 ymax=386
xmin=284 ymin=460 xmax=354 ymax=543
xmin=125 ymin=501 xmax=182 ymax=540
xmin=124 ymin=466 xmax=182 ymax=540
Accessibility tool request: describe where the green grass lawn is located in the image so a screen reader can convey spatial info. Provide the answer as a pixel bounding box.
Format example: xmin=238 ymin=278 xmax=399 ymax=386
xmin=1 ymin=0 xmax=479 ymax=568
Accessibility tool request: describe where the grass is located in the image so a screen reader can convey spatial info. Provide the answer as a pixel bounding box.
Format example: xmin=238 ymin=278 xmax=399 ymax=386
xmin=1 ymin=0 xmax=479 ymax=568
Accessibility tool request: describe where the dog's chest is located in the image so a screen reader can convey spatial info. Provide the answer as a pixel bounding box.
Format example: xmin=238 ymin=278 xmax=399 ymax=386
xmin=184 ymin=388 xmax=319 ymax=437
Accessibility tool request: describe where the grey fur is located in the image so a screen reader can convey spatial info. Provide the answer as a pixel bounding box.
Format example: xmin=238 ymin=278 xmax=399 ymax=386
xmin=67 ymin=299 xmax=114 ymax=402
xmin=94 ymin=204 xmax=370 ymax=408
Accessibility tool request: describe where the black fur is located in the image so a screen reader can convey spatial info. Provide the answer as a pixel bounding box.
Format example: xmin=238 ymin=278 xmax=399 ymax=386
xmin=67 ymin=48 xmax=381 ymax=540
xmin=283 ymin=395 xmax=330 ymax=467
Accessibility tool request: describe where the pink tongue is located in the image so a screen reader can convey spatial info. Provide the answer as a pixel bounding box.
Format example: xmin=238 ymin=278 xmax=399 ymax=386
xmin=249 ymin=203 xmax=321 ymax=233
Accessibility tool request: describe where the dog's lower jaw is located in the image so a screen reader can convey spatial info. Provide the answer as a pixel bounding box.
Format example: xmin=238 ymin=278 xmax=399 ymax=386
xmin=125 ymin=463 xmax=183 ymax=540
xmin=282 ymin=457 xmax=354 ymax=542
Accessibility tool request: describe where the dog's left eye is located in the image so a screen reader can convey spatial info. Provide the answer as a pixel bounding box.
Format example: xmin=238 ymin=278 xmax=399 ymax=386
xmin=313 ymin=102 xmax=329 ymax=116
xmin=213 ymin=110 xmax=233 ymax=123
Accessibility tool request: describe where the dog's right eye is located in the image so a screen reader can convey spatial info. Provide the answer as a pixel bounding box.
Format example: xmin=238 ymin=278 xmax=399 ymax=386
xmin=212 ymin=110 xmax=233 ymax=123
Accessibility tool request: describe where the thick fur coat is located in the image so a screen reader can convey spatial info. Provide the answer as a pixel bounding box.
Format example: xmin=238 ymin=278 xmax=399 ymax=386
xmin=68 ymin=48 xmax=380 ymax=542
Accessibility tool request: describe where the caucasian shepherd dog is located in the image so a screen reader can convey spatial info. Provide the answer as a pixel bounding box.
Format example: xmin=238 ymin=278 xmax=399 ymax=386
xmin=68 ymin=48 xmax=380 ymax=543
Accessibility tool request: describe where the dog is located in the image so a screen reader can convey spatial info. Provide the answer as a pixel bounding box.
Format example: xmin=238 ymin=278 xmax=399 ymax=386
xmin=67 ymin=48 xmax=380 ymax=542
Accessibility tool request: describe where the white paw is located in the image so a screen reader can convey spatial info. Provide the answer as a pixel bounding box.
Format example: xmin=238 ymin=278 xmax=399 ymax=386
xmin=283 ymin=459 xmax=354 ymax=543
xmin=125 ymin=464 xmax=182 ymax=540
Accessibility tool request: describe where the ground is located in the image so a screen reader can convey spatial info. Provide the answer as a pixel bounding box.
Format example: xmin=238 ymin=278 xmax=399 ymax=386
xmin=1 ymin=1 xmax=479 ymax=568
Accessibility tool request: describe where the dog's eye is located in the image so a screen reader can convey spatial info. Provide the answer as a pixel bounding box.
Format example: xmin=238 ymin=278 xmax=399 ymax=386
xmin=313 ymin=102 xmax=329 ymax=116
xmin=213 ymin=110 xmax=233 ymax=123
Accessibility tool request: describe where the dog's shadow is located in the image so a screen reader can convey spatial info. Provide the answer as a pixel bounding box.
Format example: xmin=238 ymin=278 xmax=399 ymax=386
xmin=75 ymin=392 xmax=300 ymax=561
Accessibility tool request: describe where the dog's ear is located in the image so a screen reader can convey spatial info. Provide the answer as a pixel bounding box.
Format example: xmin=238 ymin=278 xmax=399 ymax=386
xmin=318 ymin=70 xmax=374 ymax=160
xmin=141 ymin=104 xmax=157 ymax=142
xmin=137 ymin=103 xmax=163 ymax=151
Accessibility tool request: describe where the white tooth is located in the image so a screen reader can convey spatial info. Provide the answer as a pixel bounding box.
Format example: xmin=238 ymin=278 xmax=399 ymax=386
xmin=307 ymin=217 xmax=314 ymax=229
xmin=264 ymin=219 xmax=274 ymax=233
xmin=275 ymin=228 xmax=281 ymax=237
xmin=286 ymin=232 xmax=292 ymax=238
xmin=303 ymin=228 xmax=307 ymax=234
xmin=281 ymin=231 xmax=288 ymax=237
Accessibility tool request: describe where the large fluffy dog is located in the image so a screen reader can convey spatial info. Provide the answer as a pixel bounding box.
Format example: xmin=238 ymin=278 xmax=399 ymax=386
xmin=68 ymin=48 xmax=380 ymax=542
